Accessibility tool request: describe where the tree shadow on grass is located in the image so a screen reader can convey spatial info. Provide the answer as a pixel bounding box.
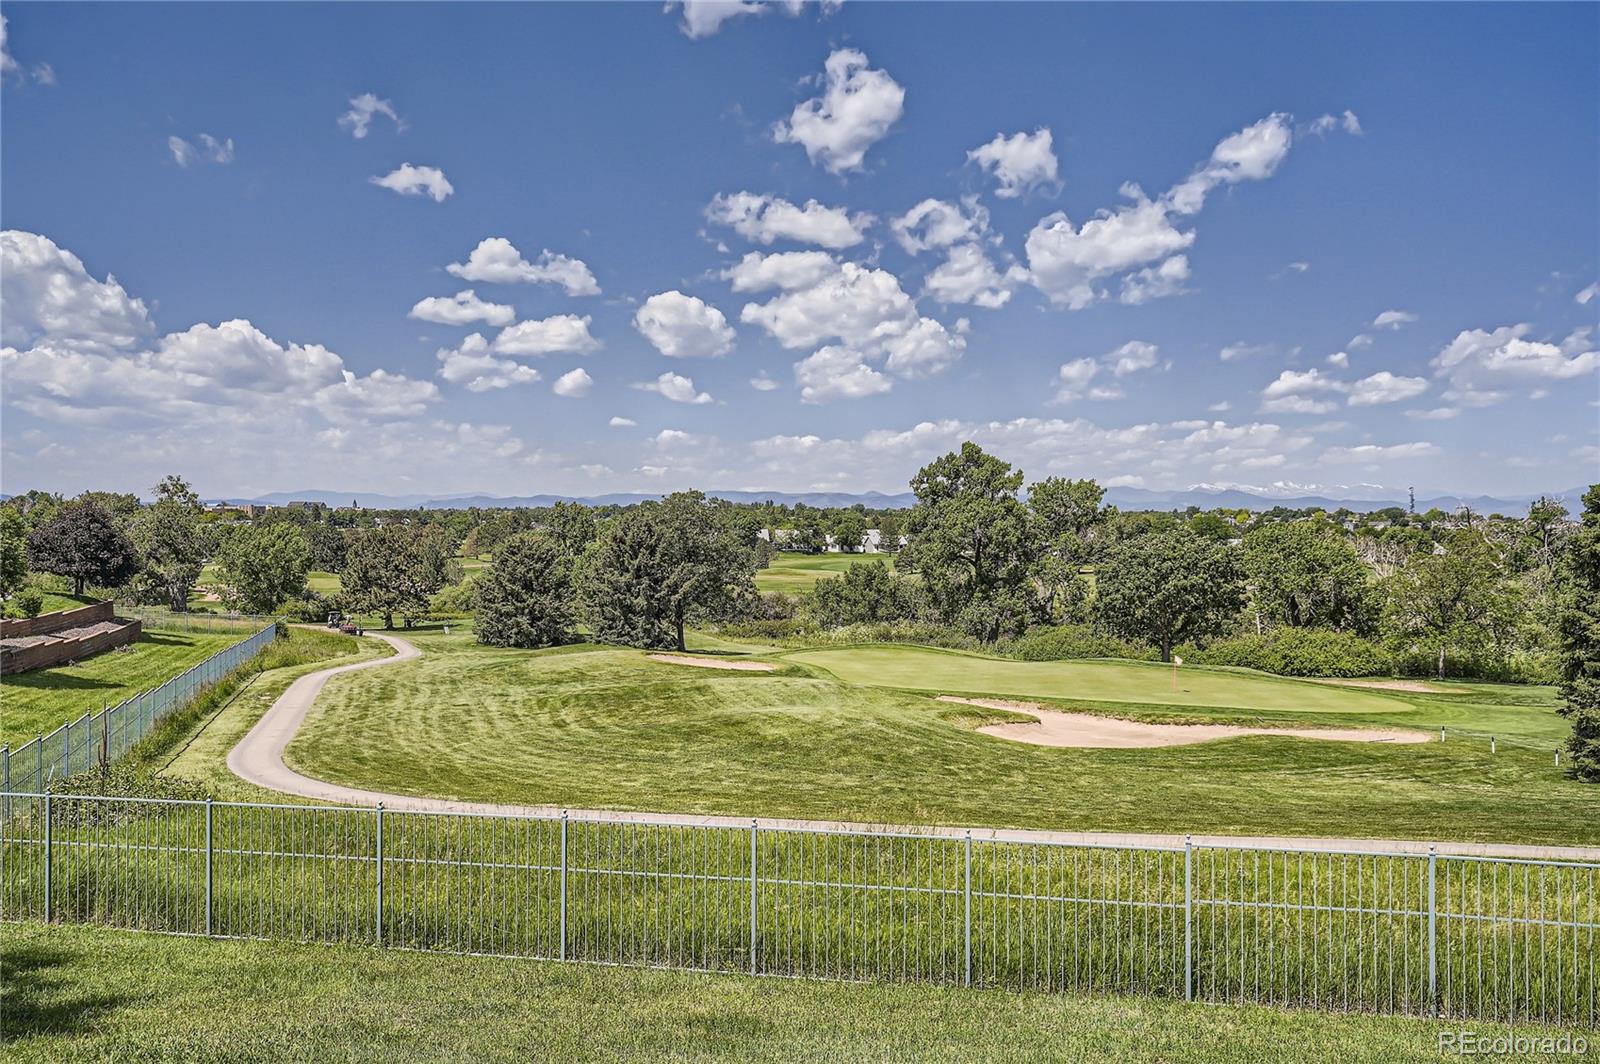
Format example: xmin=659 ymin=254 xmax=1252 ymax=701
xmin=0 ymin=672 xmax=124 ymax=693
xmin=0 ymin=940 xmax=130 ymax=1039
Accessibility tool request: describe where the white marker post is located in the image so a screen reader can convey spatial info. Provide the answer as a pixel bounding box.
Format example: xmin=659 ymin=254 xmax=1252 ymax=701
xmin=1171 ymin=654 xmax=1182 ymax=693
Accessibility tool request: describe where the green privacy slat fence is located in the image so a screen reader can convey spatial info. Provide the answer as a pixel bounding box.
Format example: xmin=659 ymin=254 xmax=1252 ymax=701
xmin=1 ymin=794 xmax=1594 ymax=1028
xmin=1 ymin=624 xmax=276 ymax=795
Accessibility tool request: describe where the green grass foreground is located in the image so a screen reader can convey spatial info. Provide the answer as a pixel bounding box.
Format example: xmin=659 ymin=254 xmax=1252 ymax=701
xmin=2 ymin=922 xmax=1578 ymax=1063
xmin=281 ymin=630 xmax=1599 ymax=844
xmin=1 ymin=629 xmax=244 ymax=748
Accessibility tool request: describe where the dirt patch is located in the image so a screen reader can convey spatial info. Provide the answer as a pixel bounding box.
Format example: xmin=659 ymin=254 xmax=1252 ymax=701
xmin=646 ymin=653 xmax=777 ymax=672
xmin=937 ymin=696 xmax=1432 ymax=749
xmin=1310 ymin=678 xmax=1451 ymax=694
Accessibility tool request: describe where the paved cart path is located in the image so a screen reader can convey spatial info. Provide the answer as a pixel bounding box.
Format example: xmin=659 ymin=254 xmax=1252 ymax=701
xmin=227 ymin=633 xmax=1600 ymax=862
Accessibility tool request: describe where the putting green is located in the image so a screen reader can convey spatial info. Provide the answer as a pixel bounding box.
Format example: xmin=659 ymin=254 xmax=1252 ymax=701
xmin=783 ymin=644 xmax=1405 ymax=715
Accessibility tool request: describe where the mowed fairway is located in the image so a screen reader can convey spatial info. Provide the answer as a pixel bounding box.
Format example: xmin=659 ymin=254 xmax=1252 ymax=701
xmin=279 ymin=630 xmax=1599 ymax=845
xmin=1 ymin=627 xmax=243 ymax=746
xmin=785 ymin=645 xmax=1403 ymax=716
xmin=753 ymin=552 xmax=888 ymax=593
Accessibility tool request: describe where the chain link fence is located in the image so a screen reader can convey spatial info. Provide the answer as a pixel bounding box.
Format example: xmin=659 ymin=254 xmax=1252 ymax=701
xmin=0 ymin=794 xmax=1592 ymax=1028
xmin=1 ymin=624 xmax=277 ymax=795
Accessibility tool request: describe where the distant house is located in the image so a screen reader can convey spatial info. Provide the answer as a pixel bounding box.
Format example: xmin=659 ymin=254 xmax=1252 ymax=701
xmin=287 ymin=500 xmax=329 ymax=516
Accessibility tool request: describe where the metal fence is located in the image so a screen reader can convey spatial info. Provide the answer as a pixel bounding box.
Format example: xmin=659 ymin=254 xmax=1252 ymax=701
xmin=0 ymin=794 xmax=1593 ymax=1028
xmin=1 ymin=624 xmax=277 ymax=795
xmin=115 ymin=607 xmax=273 ymax=634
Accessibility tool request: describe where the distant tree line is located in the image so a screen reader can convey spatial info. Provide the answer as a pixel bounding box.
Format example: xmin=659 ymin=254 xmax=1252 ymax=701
xmin=3 ymin=456 xmax=1595 ymax=780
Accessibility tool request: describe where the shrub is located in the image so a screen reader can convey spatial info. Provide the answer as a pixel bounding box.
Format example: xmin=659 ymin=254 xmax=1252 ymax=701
xmin=275 ymin=592 xmax=331 ymax=623
xmin=10 ymin=587 xmax=45 ymax=618
xmin=47 ymin=762 xmax=210 ymax=828
xmin=1179 ymin=628 xmax=1393 ymax=678
xmin=1006 ymin=624 xmax=1157 ymax=662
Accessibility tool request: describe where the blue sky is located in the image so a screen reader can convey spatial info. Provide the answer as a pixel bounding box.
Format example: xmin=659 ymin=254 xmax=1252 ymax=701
xmin=2 ymin=1 xmax=1596 ymax=500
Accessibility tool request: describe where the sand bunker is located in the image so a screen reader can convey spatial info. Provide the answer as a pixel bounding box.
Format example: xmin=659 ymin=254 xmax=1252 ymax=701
xmin=938 ymin=696 xmax=1431 ymax=749
xmin=647 ymin=653 xmax=777 ymax=672
xmin=1310 ymin=678 xmax=1450 ymax=694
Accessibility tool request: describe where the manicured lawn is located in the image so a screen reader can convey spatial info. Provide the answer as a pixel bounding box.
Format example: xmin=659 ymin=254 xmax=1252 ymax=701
xmin=3 ymin=923 xmax=1577 ymax=1063
xmin=754 ymin=551 xmax=889 ymax=593
xmin=2 ymin=591 xmax=100 ymax=619
xmin=784 ymin=644 xmax=1406 ymax=716
xmin=279 ymin=631 xmax=1599 ymax=844
xmin=0 ymin=628 xmax=243 ymax=747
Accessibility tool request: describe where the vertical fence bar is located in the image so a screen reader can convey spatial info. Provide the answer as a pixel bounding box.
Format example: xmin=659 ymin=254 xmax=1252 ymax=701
xmin=559 ymin=810 xmax=568 ymax=962
xmin=1184 ymin=835 xmax=1194 ymax=1002
xmin=204 ymin=798 xmax=215 ymax=935
xmin=2 ymin=746 xmax=9 ymax=823
xmin=1427 ymin=845 xmax=1437 ymax=1017
xmin=42 ymin=793 xmax=53 ymax=922
xmin=749 ymin=820 xmax=759 ymax=975
xmin=375 ymin=803 xmax=385 ymax=946
xmin=963 ymin=830 xmax=972 ymax=986
xmin=36 ymin=738 xmax=43 ymax=791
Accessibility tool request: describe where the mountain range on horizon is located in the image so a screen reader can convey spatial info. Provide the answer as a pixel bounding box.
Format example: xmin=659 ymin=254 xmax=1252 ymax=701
xmin=205 ymin=485 xmax=1592 ymax=518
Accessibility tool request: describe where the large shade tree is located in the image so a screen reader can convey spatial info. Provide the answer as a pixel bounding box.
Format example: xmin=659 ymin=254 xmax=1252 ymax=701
xmin=1384 ymin=529 xmax=1516 ymax=678
xmin=1241 ymin=521 xmax=1376 ymax=633
xmin=214 ymin=522 xmax=310 ymax=614
xmin=474 ymin=530 xmax=575 ymax=649
xmin=1556 ymin=485 xmax=1600 ymax=782
xmin=0 ymin=506 xmax=27 ymax=600
xmin=1094 ymin=526 xmax=1245 ymax=661
xmin=1028 ymin=476 xmax=1107 ymax=623
xmin=342 ymin=524 xmax=461 ymax=629
xmin=577 ymin=491 xmax=755 ymax=651
xmin=902 ymin=443 xmax=1037 ymax=641
xmin=130 ymin=474 xmax=210 ymax=612
xmin=26 ymin=501 xmax=139 ymax=596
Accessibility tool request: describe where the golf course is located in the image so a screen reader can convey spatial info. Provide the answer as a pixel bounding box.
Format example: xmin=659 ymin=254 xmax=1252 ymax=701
xmin=198 ymin=624 xmax=1598 ymax=847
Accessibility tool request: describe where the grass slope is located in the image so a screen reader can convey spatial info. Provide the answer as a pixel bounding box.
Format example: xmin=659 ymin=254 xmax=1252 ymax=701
xmin=3 ymin=923 xmax=1579 ymax=1063
xmin=754 ymin=552 xmax=887 ymax=593
xmin=280 ymin=631 xmax=1599 ymax=844
xmin=1 ymin=628 xmax=243 ymax=747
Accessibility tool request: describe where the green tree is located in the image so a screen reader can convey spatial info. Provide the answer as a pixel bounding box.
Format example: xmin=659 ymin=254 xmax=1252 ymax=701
xmin=809 ymin=561 xmax=925 ymax=627
xmin=577 ymin=492 xmax=755 ymax=650
xmin=0 ymin=506 xmax=27 ymax=600
xmin=214 ymin=523 xmax=310 ymax=614
xmin=1383 ymin=529 xmax=1516 ymax=678
xmin=875 ymin=510 xmax=905 ymax=553
xmin=474 ymin=530 xmax=575 ymax=648
xmin=830 ymin=509 xmax=868 ymax=553
xmin=1095 ymin=527 xmax=1244 ymax=661
xmin=26 ymin=502 xmax=139 ymax=596
xmin=342 ymin=525 xmax=461 ymax=629
xmin=1028 ymin=476 xmax=1106 ymax=623
xmin=902 ymin=443 xmax=1037 ymax=641
xmin=1241 ymin=522 xmax=1375 ymax=633
xmin=130 ymin=475 xmax=209 ymax=611
xmin=787 ymin=510 xmax=827 ymax=554
xmin=1556 ymin=485 xmax=1600 ymax=781
xmin=544 ymin=501 xmax=599 ymax=556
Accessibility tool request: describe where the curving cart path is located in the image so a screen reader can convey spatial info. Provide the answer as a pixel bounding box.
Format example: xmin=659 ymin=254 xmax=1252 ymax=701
xmin=226 ymin=633 xmax=1600 ymax=862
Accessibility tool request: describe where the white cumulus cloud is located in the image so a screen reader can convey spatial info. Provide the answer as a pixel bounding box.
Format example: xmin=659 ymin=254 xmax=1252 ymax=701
xmin=492 ymin=314 xmax=601 ymax=356
xmin=706 ymin=192 xmax=872 ymax=249
xmin=634 ymin=291 xmax=736 ymax=358
xmin=968 ymin=128 xmax=1059 ymax=199
xmin=446 ymin=237 xmax=599 ymax=296
xmin=370 ymin=163 xmax=454 ymax=202
xmin=635 ymin=371 xmax=713 ymax=404
xmin=552 ymin=367 xmax=593 ymax=398
xmin=409 ymin=290 xmax=515 ymax=327
xmin=338 ymin=93 xmax=403 ymax=138
xmin=774 ymin=47 xmax=904 ymax=175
